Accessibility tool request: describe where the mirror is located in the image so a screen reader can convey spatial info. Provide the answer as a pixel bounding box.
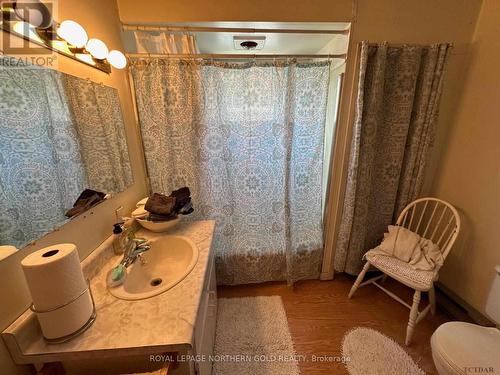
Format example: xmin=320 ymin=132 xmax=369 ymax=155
xmin=0 ymin=57 xmax=133 ymax=259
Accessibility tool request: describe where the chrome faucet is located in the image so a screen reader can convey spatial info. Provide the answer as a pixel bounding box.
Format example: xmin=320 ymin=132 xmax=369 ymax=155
xmin=121 ymin=238 xmax=151 ymax=267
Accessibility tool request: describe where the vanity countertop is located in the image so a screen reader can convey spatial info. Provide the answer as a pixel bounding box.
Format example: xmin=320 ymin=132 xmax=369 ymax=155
xmin=2 ymin=220 xmax=215 ymax=364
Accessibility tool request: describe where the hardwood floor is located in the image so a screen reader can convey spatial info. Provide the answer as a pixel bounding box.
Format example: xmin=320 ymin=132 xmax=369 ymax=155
xmin=218 ymin=274 xmax=450 ymax=375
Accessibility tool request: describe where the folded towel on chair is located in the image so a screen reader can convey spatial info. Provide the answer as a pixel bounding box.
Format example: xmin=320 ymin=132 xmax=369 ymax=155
xmin=366 ymin=225 xmax=444 ymax=271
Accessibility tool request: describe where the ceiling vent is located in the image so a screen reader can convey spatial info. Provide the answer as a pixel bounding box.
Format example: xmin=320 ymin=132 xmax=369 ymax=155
xmin=233 ymin=36 xmax=266 ymax=50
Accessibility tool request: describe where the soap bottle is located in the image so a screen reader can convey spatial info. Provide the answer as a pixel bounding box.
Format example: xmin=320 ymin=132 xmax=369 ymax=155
xmin=112 ymin=223 xmax=125 ymax=255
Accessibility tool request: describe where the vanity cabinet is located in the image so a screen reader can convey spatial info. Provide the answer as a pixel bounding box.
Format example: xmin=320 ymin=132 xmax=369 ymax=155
xmin=193 ymin=248 xmax=217 ymax=375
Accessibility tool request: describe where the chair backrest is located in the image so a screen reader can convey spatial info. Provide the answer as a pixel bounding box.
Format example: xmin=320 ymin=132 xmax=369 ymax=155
xmin=396 ymin=197 xmax=461 ymax=260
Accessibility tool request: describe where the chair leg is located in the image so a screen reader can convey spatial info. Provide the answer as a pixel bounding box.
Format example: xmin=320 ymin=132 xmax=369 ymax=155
xmin=406 ymin=290 xmax=421 ymax=346
xmin=348 ymin=262 xmax=370 ymax=299
xmin=429 ymin=286 xmax=436 ymax=315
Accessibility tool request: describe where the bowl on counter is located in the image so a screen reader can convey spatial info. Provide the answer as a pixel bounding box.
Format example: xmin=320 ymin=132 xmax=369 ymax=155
xmin=131 ymin=205 xmax=148 ymax=219
xmin=136 ymin=216 xmax=181 ymax=233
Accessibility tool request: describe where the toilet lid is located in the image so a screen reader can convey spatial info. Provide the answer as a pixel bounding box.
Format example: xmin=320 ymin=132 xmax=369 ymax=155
xmin=432 ymin=322 xmax=500 ymax=374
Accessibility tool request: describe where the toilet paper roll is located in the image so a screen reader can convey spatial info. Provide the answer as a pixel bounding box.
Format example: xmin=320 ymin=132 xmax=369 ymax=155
xmin=21 ymin=243 xmax=93 ymax=339
xmin=36 ymin=289 xmax=93 ymax=340
xmin=0 ymin=245 xmax=17 ymax=261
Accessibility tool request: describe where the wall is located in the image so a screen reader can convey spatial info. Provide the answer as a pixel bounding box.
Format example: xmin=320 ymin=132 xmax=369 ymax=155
xmin=0 ymin=1 xmax=148 ymax=373
xmin=118 ymin=0 xmax=354 ymax=23
xmin=429 ymin=0 xmax=500 ymax=315
xmin=322 ymin=61 xmax=345 ymax=214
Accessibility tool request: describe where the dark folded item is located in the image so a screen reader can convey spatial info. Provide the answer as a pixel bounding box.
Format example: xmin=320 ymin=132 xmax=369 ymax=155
xmin=148 ymin=213 xmax=178 ymax=222
xmin=170 ymin=187 xmax=191 ymax=212
xmin=179 ymin=201 xmax=194 ymax=215
xmin=170 ymin=186 xmax=190 ymax=200
xmin=145 ymin=193 xmax=176 ymax=216
xmin=65 ymin=189 xmax=106 ymax=218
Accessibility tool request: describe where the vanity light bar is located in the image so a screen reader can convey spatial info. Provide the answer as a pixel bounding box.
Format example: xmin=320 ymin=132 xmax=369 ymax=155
xmin=0 ymin=4 xmax=127 ymax=73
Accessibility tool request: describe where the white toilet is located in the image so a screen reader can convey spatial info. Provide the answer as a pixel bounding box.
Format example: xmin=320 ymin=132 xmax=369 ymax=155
xmin=431 ymin=266 xmax=500 ymax=375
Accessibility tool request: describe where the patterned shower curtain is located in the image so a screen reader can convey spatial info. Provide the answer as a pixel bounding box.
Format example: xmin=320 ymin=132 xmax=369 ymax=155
xmin=130 ymin=59 xmax=330 ymax=284
xmin=334 ymin=42 xmax=451 ymax=275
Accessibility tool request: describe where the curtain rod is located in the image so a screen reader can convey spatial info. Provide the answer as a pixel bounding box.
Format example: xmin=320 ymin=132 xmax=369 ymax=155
xmin=126 ymin=53 xmax=347 ymax=59
xmin=122 ymin=24 xmax=350 ymax=35
xmin=366 ymin=42 xmax=454 ymax=48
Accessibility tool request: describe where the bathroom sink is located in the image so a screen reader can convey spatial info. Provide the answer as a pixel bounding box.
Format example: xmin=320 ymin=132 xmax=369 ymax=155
xmin=108 ymin=235 xmax=198 ymax=300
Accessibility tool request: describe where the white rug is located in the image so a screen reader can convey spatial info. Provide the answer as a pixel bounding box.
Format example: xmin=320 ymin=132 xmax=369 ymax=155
xmin=342 ymin=327 xmax=426 ymax=375
xmin=213 ymin=296 xmax=300 ymax=375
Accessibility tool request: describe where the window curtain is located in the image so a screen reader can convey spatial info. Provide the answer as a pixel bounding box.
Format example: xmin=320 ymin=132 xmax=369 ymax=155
xmin=334 ymin=42 xmax=451 ymax=275
xmin=134 ymin=31 xmax=199 ymax=54
xmin=130 ymin=59 xmax=330 ymax=285
xmin=0 ymin=65 xmax=87 ymax=247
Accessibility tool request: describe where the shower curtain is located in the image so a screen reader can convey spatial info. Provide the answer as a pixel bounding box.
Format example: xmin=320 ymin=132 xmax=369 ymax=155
xmin=334 ymin=42 xmax=451 ymax=275
xmin=130 ymin=59 xmax=330 ymax=284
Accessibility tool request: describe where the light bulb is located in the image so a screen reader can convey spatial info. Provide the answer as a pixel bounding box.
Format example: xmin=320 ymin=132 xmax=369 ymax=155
xmin=12 ymin=21 xmax=43 ymax=43
xmin=57 ymin=20 xmax=88 ymax=48
xmin=86 ymin=38 xmax=109 ymax=60
xmin=13 ymin=21 xmax=31 ymax=36
xmin=75 ymin=53 xmax=95 ymax=65
xmin=108 ymin=50 xmax=127 ymax=69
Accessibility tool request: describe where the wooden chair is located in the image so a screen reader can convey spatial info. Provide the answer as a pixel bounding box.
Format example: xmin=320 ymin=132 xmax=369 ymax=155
xmin=348 ymin=197 xmax=461 ymax=345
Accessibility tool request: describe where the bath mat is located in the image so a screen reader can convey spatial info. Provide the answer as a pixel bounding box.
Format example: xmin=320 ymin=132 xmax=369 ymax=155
xmin=213 ymin=296 xmax=300 ymax=375
xmin=342 ymin=327 xmax=425 ymax=375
